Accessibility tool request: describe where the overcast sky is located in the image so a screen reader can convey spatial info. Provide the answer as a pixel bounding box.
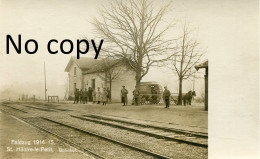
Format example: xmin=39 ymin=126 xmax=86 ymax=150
xmin=0 ymin=0 xmax=257 ymax=99
xmin=0 ymin=0 xmax=259 ymax=157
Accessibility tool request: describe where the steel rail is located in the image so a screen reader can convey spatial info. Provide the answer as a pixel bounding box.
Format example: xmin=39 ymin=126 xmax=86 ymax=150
xmin=41 ymin=117 xmax=172 ymax=159
xmin=1 ymin=104 xmax=28 ymax=113
xmin=21 ymin=104 xmax=57 ymax=112
xmin=72 ymin=115 xmax=207 ymax=148
xmin=0 ymin=109 xmax=105 ymax=159
xmin=21 ymin=104 xmax=71 ymax=111
xmin=84 ymin=114 xmax=208 ymax=138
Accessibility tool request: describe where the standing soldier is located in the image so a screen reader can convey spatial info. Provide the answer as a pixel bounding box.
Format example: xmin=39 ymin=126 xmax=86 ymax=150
xmin=82 ymin=89 xmax=85 ymax=104
xmin=163 ymin=86 xmax=171 ymax=108
xmin=74 ymin=88 xmax=79 ymax=104
xmin=121 ymin=86 xmax=128 ymax=106
xmin=79 ymin=89 xmax=83 ymax=104
xmin=133 ymin=86 xmax=140 ymax=105
xmin=83 ymin=88 xmax=88 ymax=104
xmin=96 ymin=87 xmax=101 ymax=104
xmin=92 ymin=88 xmax=96 ymax=104
xmin=102 ymin=88 xmax=108 ymax=105
xmin=88 ymin=87 xmax=93 ymax=102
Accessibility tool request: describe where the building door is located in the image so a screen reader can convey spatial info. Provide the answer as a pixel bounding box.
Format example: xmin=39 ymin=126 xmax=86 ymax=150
xmin=91 ymin=79 xmax=95 ymax=89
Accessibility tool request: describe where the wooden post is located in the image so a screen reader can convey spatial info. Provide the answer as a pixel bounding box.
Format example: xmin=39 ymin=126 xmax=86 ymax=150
xmin=44 ymin=62 xmax=47 ymax=101
xmin=205 ymin=68 xmax=208 ymax=111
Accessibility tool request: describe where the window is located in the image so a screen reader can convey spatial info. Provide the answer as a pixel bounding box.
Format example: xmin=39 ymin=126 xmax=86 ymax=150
xmin=74 ymin=67 xmax=76 ymax=76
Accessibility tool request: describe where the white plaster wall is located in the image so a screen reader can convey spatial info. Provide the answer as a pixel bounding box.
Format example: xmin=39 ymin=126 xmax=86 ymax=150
xmin=83 ymin=73 xmax=105 ymax=91
xmin=68 ymin=63 xmax=82 ymax=97
xmin=112 ymin=67 xmax=135 ymax=103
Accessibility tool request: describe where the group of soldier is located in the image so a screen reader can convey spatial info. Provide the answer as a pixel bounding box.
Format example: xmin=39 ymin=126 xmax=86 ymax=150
xmin=74 ymin=87 xmax=111 ymax=105
xmin=74 ymin=85 xmax=171 ymax=108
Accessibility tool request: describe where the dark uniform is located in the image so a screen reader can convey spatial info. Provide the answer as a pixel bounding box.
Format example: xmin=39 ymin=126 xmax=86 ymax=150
xmin=83 ymin=88 xmax=88 ymax=104
xmin=121 ymin=86 xmax=128 ymax=106
xmin=163 ymin=87 xmax=171 ymax=108
xmin=88 ymin=87 xmax=93 ymax=102
xmin=74 ymin=89 xmax=79 ymax=104
xmin=133 ymin=88 xmax=140 ymax=105
xmin=79 ymin=89 xmax=83 ymax=104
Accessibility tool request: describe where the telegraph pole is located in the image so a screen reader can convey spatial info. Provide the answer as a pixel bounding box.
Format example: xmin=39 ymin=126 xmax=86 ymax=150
xmin=44 ymin=62 xmax=47 ymax=101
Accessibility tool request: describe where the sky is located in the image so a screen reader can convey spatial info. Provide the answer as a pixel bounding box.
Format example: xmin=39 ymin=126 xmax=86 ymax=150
xmin=0 ymin=0 xmax=257 ymax=99
xmin=0 ymin=0 xmax=259 ymax=157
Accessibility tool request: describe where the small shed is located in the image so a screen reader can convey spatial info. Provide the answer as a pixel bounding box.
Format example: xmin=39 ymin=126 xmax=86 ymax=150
xmin=195 ymin=60 xmax=208 ymax=111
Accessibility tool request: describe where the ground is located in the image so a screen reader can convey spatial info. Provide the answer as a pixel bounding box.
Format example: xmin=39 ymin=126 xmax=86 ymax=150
xmin=0 ymin=101 xmax=208 ymax=159
xmin=0 ymin=111 xmax=92 ymax=159
xmin=63 ymin=102 xmax=208 ymax=133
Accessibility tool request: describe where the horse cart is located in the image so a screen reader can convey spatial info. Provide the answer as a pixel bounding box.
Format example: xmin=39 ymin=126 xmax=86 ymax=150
xmin=137 ymin=82 xmax=178 ymax=105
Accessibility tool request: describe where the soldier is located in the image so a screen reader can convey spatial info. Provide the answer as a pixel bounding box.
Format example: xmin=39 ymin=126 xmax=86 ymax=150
xmin=121 ymin=86 xmax=128 ymax=106
xmin=96 ymin=87 xmax=101 ymax=104
xmin=88 ymin=87 xmax=93 ymax=102
xmin=81 ymin=89 xmax=85 ymax=104
xmin=83 ymin=88 xmax=88 ymax=104
xmin=92 ymin=88 xmax=96 ymax=104
xmin=102 ymin=88 xmax=108 ymax=105
xmin=74 ymin=88 xmax=79 ymax=104
xmin=163 ymin=86 xmax=171 ymax=108
xmin=79 ymin=89 xmax=83 ymax=104
xmin=133 ymin=86 xmax=140 ymax=106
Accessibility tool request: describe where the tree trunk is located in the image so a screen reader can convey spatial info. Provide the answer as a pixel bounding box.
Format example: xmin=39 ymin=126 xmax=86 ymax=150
xmin=135 ymin=69 xmax=142 ymax=105
xmin=109 ymin=74 xmax=112 ymax=103
xmin=178 ymin=77 xmax=183 ymax=105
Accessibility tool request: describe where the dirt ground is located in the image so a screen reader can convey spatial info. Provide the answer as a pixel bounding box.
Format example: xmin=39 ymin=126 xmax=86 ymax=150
xmin=59 ymin=101 xmax=208 ymax=133
xmin=0 ymin=111 xmax=93 ymax=159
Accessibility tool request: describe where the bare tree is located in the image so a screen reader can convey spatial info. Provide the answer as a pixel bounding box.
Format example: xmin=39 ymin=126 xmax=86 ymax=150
xmin=169 ymin=22 xmax=205 ymax=105
xmin=95 ymin=58 xmax=124 ymax=101
xmin=93 ymin=0 xmax=174 ymax=97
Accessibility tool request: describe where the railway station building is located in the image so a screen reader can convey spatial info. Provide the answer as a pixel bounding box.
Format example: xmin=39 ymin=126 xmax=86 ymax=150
xmin=65 ymin=57 xmax=136 ymax=102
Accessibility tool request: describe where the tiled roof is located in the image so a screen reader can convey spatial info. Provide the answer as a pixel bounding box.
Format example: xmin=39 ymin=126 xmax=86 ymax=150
xmin=65 ymin=57 xmax=102 ymax=72
xmin=82 ymin=59 xmax=119 ymax=74
xmin=65 ymin=57 xmax=123 ymax=73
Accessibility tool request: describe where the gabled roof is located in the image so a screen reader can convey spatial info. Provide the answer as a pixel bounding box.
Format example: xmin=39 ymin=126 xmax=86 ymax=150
xmin=82 ymin=59 xmax=119 ymax=74
xmin=64 ymin=57 xmax=132 ymax=73
xmin=64 ymin=57 xmax=103 ymax=72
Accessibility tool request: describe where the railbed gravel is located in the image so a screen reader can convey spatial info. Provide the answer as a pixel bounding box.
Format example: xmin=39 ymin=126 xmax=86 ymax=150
xmin=45 ymin=115 xmax=207 ymax=159
xmin=83 ymin=116 xmax=207 ymax=144
xmin=28 ymin=117 xmax=155 ymax=159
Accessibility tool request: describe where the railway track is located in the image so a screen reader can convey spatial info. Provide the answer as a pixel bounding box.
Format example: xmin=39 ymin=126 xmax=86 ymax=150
xmin=85 ymin=114 xmax=207 ymax=137
xmin=72 ymin=114 xmax=207 ymax=148
xmin=21 ymin=104 xmax=71 ymax=111
xmin=0 ymin=108 xmax=105 ymax=159
xmin=2 ymin=102 xmax=70 ymax=112
xmin=0 ymin=107 xmax=171 ymax=159
xmin=35 ymin=117 xmax=171 ymax=159
xmin=1 ymin=103 xmax=28 ymax=113
xmin=21 ymin=104 xmax=57 ymax=112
